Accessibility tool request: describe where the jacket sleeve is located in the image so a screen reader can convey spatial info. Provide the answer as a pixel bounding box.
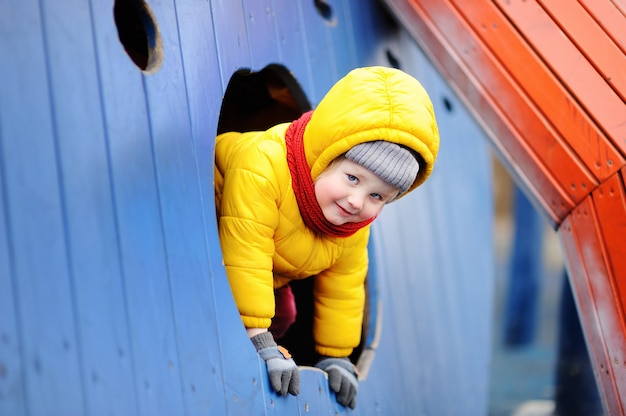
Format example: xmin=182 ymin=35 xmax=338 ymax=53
xmin=217 ymin=136 xmax=284 ymax=329
xmin=313 ymin=228 xmax=370 ymax=357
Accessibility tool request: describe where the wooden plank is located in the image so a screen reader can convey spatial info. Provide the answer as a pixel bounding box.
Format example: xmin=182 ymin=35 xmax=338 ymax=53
xmin=173 ymin=3 xmax=239 ymax=412
xmin=0 ymin=1 xmax=86 ymax=414
xmin=592 ymin=172 xmax=626 ymax=404
xmin=560 ymin=201 xmax=626 ymax=415
xmin=298 ymin=1 xmax=337 ymax=105
xmin=210 ymin=0 xmax=251 ymax=89
xmin=295 ymin=369 xmax=335 ymax=415
xmin=241 ymin=1 xmax=280 ymax=68
xmin=89 ymin=0 xmax=187 ymax=413
xmin=326 ymin=2 xmax=358 ymax=77
xmin=578 ymin=0 xmax=626 ymax=55
xmin=537 ymin=0 xmax=626 ymax=103
xmin=39 ymin=0 xmax=140 ymax=414
xmin=272 ymin=1 xmax=315 ymax=98
xmin=493 ymin=0 xmax=626 ymax=157
xmin=594 ymin=171 xmax=626 ymax=320
xmin=451 ymin=0 xmax=622 ymax=185
xmin=0 ymin=145 xmax=26 ymax=416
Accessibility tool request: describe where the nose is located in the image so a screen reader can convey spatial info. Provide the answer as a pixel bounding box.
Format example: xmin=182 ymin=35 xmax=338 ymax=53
xmin=347 ymin=192 xmax=364 ymax=211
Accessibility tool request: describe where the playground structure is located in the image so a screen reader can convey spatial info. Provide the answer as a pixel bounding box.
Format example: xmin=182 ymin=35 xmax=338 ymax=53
xmin=0 ymin=0 xmax=623 ymax=414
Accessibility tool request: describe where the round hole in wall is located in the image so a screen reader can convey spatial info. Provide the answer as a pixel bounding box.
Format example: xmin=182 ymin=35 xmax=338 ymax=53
xmin=314 ymin=0 xmax=337 ymax=26
xmin=113 ymin=0 xmax=163 ymax=74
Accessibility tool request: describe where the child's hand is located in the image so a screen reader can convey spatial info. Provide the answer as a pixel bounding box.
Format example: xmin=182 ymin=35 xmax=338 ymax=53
xmin=315 ymin=356 xmax=358 ymax=409
xmin=251 ymin=331 xmax=300 ymax=396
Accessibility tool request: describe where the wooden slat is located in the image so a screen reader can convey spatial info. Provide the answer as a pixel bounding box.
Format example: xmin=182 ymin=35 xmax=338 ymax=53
xmin=0 ymin=157 xmax=25 ymax=416
xmin=0 ymin=1 xmax=86 ymax=414
xmin=560 ymin=208 xmax=624 ymax=415
xmin=593 ymin=171 xmax=626 ymax=327
xmin=453 ymin=0 xmax=624 ymax=184
xmin=89 ymin=0 xmax=188 ymax=413
xmin=578 ymin=0 xmax=626 ymax=55
xmin=537 ymin=0 xmax=626 ymax=103
xmin=40 ymin=0 xmax=140 ymax=413
xmin=494 ymin=0 xmax=626 ymax=156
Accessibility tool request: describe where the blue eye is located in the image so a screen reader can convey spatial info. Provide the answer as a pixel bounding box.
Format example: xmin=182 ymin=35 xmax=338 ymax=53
xmin=347 ymin=174 xmax=358 ymax=183
xmin=370 ymin=193 xmax=383 ymax=200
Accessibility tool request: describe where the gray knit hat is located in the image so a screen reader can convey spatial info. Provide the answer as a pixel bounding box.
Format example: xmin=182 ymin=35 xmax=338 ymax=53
xmin=345 ymin=141 xmax=420 ymax=195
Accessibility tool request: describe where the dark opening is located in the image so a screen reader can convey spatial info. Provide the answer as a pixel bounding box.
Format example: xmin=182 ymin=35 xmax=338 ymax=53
xmin=217 ymin=64 xmax=311 ymax=135
xmin=113 ymin=0 xmax=163 ymax=73
xmin=386 ymin=49 xmax=402 ymax=70
xmin=443 ymin=96 xmax=454 ymax=113
xmin=314 ymin=0 xmax=335 ymax=24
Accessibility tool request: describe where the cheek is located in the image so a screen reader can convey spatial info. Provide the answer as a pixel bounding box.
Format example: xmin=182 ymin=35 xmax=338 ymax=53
xmin=314 ymin=178 xmax=332 ymax=206
xmin=361 ymin=202 xmax=384 ymax=220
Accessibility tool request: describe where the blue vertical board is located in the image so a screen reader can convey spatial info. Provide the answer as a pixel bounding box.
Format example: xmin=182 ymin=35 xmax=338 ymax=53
xmin=272 ymin=1 xmax=315 ymax=99
xmin=210 ymin=0 xmax=251 ymax=88
xmin=38 ymin=0 xmax=138 ymax=414
xmin=323 ymin=2 xmax=358 ymax=76
xmin=241 ymin=1 xmax=281 ymax=68
xmin=89 ymin=0 xmax=185 ymax=414
xmin=139 ymin=1 xmax=227 ymax=414
xmin=297 ymin=1 xmax=337 ymax=105
xmin=0 ymin=136 xmax=25 ymax=416
xmin=174 ymin=1 xmax=231 ymax=412
xmin=187 ymin=2 xmax=271 ymax=415
xmin=0 ymin=1 xmax=85 ymax=415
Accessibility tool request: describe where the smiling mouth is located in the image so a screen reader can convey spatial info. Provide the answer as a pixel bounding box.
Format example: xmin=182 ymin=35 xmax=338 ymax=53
xmin=336 ymin=203 xmax=355 ymax=217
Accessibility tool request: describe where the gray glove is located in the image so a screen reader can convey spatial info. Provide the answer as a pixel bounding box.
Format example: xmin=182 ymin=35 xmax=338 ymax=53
xmin=315 ymin=356 xmax=358 ymax=409
xmin=251 ymin=331 xmax=300 ymax=396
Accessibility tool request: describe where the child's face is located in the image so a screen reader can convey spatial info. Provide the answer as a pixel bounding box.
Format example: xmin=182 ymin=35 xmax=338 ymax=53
xmin=314 ymin=158 xmax=399 ymax=225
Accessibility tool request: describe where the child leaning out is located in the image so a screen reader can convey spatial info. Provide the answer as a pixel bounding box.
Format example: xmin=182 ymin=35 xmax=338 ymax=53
xmin=214 ymin=66 xmax=440 ymax=409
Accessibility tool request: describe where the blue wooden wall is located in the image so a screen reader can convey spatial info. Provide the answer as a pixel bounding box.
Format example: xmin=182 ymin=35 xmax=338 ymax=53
xmin=0 ymin=1 xmax=494 ymax=415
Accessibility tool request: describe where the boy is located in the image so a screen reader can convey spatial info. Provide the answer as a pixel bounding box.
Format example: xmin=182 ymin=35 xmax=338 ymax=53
xmin=214 ymin=66 xmax=440 ymax=408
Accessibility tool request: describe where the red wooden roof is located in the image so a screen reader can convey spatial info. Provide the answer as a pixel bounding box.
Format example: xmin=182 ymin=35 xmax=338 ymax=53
xmin=382 ymin=0 xmax=626 ymax=413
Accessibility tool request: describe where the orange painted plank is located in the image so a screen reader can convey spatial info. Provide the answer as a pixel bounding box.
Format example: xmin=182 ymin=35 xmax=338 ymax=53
xmin=382 ymin=0 xmax=570 ymax=223
xmin=538 ymin=0 xmax=626 ymax=103
xmin=610 ymin=0 xmax=626 ymax=17
xmin=494 ymin=0 xmax=626 ymax=157
xmin=578 ymin=0 xmax=626 ymax=55
xmin=594 ymin=171 xmax=626 ymax=318
xmin=560 ymin=200 xmax=626 ymax=415
xmin=452 ymin=0 xmax=624 ymax=184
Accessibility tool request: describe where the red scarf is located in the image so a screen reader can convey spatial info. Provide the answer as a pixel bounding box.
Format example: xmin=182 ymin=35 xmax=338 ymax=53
xmin=285 ymin=111 xmax=374 ymax=237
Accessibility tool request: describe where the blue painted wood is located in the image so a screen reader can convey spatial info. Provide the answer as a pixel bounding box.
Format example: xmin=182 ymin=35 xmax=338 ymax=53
xmin=174 ymin=1 xmax=236 ymax=412
xmin=38 ymin=0 xmax=138 ymax=414
xmin=0 ymin=1 xmax=85 ymax=414
xmin=272 ymin=1 xmax=315 ymax=100
xmin=241 ymin=1 xmax=281 ymax=68
xmin=297 ymin=1 xmax=337 ymax=105
xmin=210 ymin=0 xmax=251 ymax=88
xmin=88 ymin=0 xmax=187 ymax=414
xmin=0 ymin=146 xmax=25 ymax=416
xmin=0 ymin=0 xmax=495 ymax=414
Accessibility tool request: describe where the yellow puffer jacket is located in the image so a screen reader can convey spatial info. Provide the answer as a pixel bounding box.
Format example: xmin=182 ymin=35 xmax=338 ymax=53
xmin=214 ymin=66 xmax=439 ymax=357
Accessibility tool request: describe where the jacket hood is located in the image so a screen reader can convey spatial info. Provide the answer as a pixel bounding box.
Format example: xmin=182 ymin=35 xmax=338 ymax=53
xmin=303 ymin=66 xmax=440 ymax=195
